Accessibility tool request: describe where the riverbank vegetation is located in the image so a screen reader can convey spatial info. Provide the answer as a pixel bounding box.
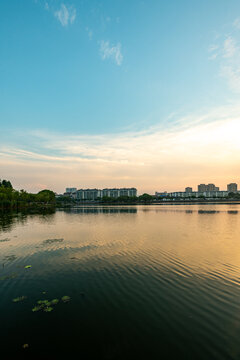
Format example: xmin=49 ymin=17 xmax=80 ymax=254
xmin=0 ymin=179 xmax=56 ymax=210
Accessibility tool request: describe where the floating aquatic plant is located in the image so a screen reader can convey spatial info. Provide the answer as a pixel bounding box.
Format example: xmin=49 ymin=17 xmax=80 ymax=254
xmin=32 ymin=295 xmax=71 ymax=313
xmin=0 ymin=238 xmax=10 ymax=243
xmin=0 ymin=272 xmax=18 ymax=281
xmin=62 ymin=296 xmax=70 ymax=303
xmin=3 ymin=255 xmax=17 ymax=262
xmin=51 ymin=299 xmax=59 ymax=305
xmin=12 ymin=296 xmax=27 ymax=302
xmin=37 ymin=300 xmax=48 ymax=305
xmin=42 ymin=238 xmax=64 ymax=245
xmin=24 ymin=265 xmax=32 ymax=269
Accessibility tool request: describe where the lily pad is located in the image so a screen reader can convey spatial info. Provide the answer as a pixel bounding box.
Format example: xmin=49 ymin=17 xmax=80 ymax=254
xmin=0 ymin=238 xmax=10 ymax=243
xmin=3 ymin=255 xmax=17 ymax=262
xmin=37 ymin=300 xmax=48 ymax=304
xmin=13 ymin=296 xmax=27 ymax=302
xmin=43 ymin=306 xmax=53 ymax=312
xmin=51 ymin=299 xmax=59 ymax=305
xmin=0 ymin=272 xmax=18 ymax=281
xmin=43 ymin=238 xmax=64 ymax=245
xmin=24 ymin=265 xmax=32 ymax=269
xmin=62 ymin=295 xmax=70 ymax=303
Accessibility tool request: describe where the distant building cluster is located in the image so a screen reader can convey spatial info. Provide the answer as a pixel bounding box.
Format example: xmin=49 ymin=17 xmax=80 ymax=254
xmin=64 ymin=187 xmax=137 ymax=201
xmin=155 ymin=183 xmax=238 ymax=199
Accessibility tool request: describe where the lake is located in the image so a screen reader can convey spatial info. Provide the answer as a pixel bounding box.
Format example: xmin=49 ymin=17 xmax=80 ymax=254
xmin=1 ymin=204 xmax=240 ymax=359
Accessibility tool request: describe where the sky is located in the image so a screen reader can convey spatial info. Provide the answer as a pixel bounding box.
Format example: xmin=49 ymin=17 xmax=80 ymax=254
xmin=1 ymin=0 xmax=240 ymax=194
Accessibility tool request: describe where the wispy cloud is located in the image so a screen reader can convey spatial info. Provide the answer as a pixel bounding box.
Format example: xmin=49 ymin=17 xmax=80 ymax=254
xmin=208 ymin=21 xmax=240 ymax=92
xmin=233 ymin=17 xmax=240 ymax=30
xmin=223 ymin=36 xmax=237 ymax=58
xmin=99 ymin=40 xmax=123 ymax=66
xmin=1 ymin=104 xmax=240 ymax=193
xmin=85 ymin=27 xmax=93 ymax=40
xmin=54 ymin=4 xmax=76 ymax=27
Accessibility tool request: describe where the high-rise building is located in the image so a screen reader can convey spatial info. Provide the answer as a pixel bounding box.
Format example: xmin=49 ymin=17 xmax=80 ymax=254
xmin=75 ymin=188 xmax=137 ymax=201
xmin=66 ymin=188 xmax=77 ymax=193
xmin=185 ymin=187 xmax=192 ymax=193
xmin=198 ymin=184 xmax=207 ymax=192
xmin=207 ymin=184 xmax=219 ymax=191
xmin=227 ymin=183 xmax=238 ymax=193
xmin=198 ymin=184 xmax=219 ymax=192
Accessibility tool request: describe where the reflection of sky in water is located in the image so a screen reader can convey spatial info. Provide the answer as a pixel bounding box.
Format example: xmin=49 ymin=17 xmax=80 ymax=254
xmin=1 ymin=204 xmax=240 ymax=358
xmin=1 ymin=204 xmax=240 ymax=277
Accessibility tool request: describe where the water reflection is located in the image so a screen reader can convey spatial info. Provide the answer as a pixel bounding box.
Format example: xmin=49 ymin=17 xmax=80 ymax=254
xmin=62 ymin=207 xmax=138 ymax=214
xmin=0 ymin=209 xmax=56 ymax=233
xmin=198 ymin=210 xmax=220 ymax=214
xmin=0 ymin=205 xmax=240 ymax=359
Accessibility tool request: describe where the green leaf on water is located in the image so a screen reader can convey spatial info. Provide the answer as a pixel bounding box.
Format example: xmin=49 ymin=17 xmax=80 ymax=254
xmin=43 ymin=238 xmax=64 ymax=245
xmin=32 ymin=306 xmax=41 ymax=312
xmin=51 ymin=299 xmax=59 ymax=305
xmin=62 ymin=296 xmax=70 ymax=303
xmin=24 ymin=265 xmax=32 ymax=269
xmin=0 ymin=238 xmax=10 ymax=243
xmin=44 ymin=306 xmax=53 ymax=312
xmin=3 ymin=255 xmax=17 ymax=262
xmin=0 ymin=273 xmax=18 ymax=281
xmin=12 ymin=296 xmax=27 ymax=302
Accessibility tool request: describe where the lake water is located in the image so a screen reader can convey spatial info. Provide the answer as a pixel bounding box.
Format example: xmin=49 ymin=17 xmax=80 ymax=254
xmin=1 ymin=204 xmax=240 ymax=359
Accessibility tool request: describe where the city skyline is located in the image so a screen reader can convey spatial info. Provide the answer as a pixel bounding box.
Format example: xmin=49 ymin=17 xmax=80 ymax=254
xmin=1 ymin=0 xmax=240 ymax=193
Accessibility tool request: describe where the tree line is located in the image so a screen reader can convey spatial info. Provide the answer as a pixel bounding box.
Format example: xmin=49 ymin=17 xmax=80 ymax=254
xmin=0 ymin=179 xmax=56 ymax=210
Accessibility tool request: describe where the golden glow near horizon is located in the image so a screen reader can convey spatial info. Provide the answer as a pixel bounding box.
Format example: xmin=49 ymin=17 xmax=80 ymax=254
xmin=1 ymin=105 xmax=240 ymax=193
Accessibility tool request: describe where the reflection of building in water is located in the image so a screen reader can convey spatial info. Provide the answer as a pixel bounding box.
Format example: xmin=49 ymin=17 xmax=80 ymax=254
xmin=198 ymin=210 xmax=219 ymax=214
xmin=64 ymin=207 xmax=137 ymax=214
xmin=65 ymin=188 xmax=137 ymax=201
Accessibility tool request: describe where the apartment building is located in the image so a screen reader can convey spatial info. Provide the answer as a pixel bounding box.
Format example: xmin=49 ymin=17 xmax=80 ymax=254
xmin=227 ymin=183 xmax=238 ymax=193
xmin=66 ymin=187 xmax=137 ymax=201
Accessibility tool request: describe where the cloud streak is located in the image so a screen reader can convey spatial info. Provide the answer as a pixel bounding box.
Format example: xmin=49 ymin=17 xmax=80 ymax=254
xmin=99 ymin=40 xmax=123 ymax=65
xmin=54 ymin=4 xmax=76 ymax=27
xmin=1 ymin=104 xmax=240 ymax=193
xmin=209 ymin=20 xmax=240 ymax=92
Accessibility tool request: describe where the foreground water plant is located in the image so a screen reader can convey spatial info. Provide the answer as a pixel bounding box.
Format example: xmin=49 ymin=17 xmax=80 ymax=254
xmin=31 ymin=296 xmax=70 ymax=313
xmin=12 ymin=296 xmax=27 ymax=302
xmin=0 ymin=238 xmax=10 ymax=242
xmin=42 ymin=238 xmax=64 ymax=245
xmin=3 ymin=255 xmax=17 ymax=262
xmin=0 ymin=272 xmax=18 ymax=281
xmin=61 ymin=295 xmax=70 ymax=303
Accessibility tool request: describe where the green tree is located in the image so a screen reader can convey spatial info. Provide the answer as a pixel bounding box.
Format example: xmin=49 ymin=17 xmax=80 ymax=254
xmin=138 ymin=193 xmax=153 ymax=203
xmin=36 ymin=190 xmax=56 ymax=203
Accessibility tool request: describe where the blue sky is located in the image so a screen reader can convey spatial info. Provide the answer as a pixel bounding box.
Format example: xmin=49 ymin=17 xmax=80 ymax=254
xmin=1 ymin=0 xmax=240 ymax=193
